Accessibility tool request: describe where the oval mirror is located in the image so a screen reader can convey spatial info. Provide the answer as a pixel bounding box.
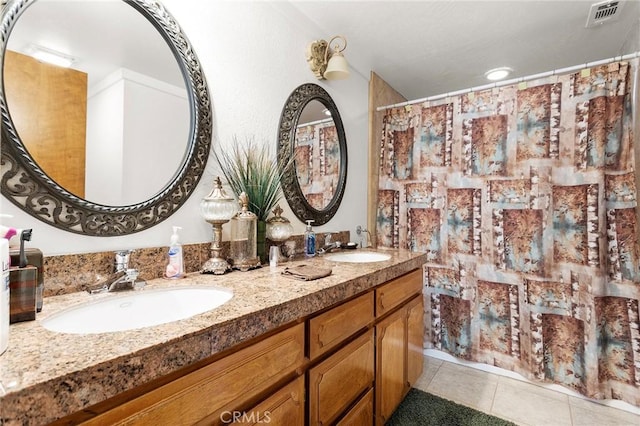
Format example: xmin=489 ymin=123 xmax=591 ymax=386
xmin=278 ymin=84 xmax=347 ymax=225
xmin=0 ymin=0 xmax=211 ymax=236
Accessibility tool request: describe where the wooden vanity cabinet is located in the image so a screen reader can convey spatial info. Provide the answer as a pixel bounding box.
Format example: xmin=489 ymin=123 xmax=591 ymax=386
xmin=64 ymin=267 xmax=424 ymax=426
xmin=374 ymin=269 xmax=424 ymax=425
xmin=307 ymin=292 xmax=375 ymax=426
xmin=306 ymin=269 xmax=425 ymax=426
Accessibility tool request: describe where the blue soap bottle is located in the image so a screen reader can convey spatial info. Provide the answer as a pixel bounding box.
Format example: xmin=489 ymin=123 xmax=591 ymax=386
xmin=304 ymin=220 xmax=316 ymax=257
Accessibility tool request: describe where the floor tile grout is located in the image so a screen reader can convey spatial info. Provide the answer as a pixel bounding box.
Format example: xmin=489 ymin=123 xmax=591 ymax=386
xmin=418 ymin=354 xmax=640 ymax=426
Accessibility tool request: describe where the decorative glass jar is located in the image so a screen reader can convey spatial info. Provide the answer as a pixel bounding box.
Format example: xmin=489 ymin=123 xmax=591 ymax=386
xmin=200 ymin=177 xmax=238 ymax=274
xmin=265 ymin=205 xmax=294 ymax=242
xmin=230 ymin=192 xmax=261 ymax=271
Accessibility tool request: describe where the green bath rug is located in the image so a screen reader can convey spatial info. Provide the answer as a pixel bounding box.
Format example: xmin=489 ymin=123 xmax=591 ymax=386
xmin=386 ymin=388 xmax=517 ymax=426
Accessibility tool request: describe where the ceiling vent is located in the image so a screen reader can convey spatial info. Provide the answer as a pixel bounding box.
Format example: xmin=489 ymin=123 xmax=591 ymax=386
xmin=585 ymin=1 xmax=624 ymax=28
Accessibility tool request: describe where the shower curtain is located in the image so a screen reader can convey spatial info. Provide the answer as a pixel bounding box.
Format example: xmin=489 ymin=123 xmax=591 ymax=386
xmin=377 ymin=59 xmax=640 ymax=406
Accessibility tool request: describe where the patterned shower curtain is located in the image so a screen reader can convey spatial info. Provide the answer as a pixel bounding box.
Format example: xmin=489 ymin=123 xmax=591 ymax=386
xmin=377 ymin=59 xmax=640 ymax=406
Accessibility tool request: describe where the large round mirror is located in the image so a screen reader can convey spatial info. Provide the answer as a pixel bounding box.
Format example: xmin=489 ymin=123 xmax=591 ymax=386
xmin=278 ymin=84 xmax=347 ymax=225
xmin=0 ymin=0 xmax=211 ymax=236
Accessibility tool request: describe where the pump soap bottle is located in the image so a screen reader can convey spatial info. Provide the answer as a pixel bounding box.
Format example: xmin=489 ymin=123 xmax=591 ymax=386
xmin=165 ymin=226 xmax=185 ymax=279
xmin=304 ymin=220 xmax=316 ymax=258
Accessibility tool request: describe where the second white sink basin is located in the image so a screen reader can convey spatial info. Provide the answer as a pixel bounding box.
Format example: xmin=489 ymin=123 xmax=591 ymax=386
xmin=324 ymin=251 xmax=392 ymax=263
xmin=42 ymin=286 xmax=233 ymax=334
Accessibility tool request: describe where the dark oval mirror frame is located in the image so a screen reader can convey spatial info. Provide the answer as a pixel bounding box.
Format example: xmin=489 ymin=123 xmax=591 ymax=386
xmin=0 ymin=0 xmax=211 ymax=236
xmin=277 ymin=83 xmax=347 ymax=226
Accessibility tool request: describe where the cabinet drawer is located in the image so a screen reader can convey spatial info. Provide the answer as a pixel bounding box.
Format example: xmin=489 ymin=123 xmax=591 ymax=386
xmin=83 ymin=323 xmax=305 ymax=426
xmin=308 ymin=330 xmax=375 ymax=426
xmin=309 ymin=292 xmax=374 ymax=360
xmin=375 ymin=269 xmax=422 ymax=318
xmin=230 ymin=376 xmax=305 ymax=425
xmin=336 ymin=388 xmax=373 ymax=426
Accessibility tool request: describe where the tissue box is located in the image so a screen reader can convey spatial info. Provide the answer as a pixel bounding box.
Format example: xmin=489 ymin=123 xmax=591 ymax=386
xmin=10 ymin=248 xmax=43 ymax=312
xmin=9 ymin=266 xmax=37 ymax=323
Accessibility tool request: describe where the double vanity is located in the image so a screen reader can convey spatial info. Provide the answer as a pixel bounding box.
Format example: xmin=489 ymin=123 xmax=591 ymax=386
xmin=0 ymin=249 xmax=427 ymax=425
xmin=0 ymin=1 xmax=425 ymax=424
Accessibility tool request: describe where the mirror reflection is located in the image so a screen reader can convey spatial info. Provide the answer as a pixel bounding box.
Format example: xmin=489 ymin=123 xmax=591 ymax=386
xmin=294 ymin=100 xmax=341 ymax=210
xmin=4 ymin=0 xmax=188 ymax=206
xmin=1 ymin=0 xmax=211 ymax=236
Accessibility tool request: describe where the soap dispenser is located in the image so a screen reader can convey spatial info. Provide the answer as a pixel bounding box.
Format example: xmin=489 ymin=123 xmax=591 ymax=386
xmin=304 ymin=220 xmax=316 ymax=258
xmin=165 ymin=226 xmax=185 ymax=279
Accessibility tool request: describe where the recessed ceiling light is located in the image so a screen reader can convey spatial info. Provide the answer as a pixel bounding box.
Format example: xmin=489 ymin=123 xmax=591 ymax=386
xmin=25 ymin=44 xmax=75 ymax=68
xmin=485 ymin=67 xmax=513 ymax=81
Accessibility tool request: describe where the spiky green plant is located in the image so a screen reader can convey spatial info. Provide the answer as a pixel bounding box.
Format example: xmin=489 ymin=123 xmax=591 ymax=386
xmin=213 ymin=137 xmax=289 ymax=222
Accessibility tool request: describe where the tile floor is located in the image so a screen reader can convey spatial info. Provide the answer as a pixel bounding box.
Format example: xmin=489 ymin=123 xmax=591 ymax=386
xmin=414 ymin=351 xmax=640 ymax=426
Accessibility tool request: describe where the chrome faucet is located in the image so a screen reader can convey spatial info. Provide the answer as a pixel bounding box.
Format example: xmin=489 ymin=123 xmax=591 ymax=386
xmin=88 ymin=250 xmax=145 ymax=294
xmin=356 ymin=225 xmax=372 ymax=248
xmin=318 ymin=233 xmax=342 ymax=255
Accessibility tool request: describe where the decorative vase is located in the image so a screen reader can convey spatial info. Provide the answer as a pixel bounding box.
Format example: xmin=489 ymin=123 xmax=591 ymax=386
xmin=257 ymin=220 xmax=267 ymax=264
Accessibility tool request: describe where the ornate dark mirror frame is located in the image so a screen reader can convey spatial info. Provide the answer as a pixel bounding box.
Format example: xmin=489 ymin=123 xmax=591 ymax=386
xmin=277 ymin=83 xmax=347 ymax=226
xmin=0 ymin=0 xmax=211 ymax=236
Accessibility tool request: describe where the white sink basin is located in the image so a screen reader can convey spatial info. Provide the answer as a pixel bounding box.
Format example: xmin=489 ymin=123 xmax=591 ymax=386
xmin=42 ymin=286 xmax=233 ymax=334
xmin=324 ymin=252 xmax=392 ymax=263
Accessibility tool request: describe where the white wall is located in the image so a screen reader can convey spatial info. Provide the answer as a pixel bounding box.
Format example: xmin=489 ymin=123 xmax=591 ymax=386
xmin=86 ymin=68 xmax=189 ymax=206
xmin=85 ymin=74 xmax=125 ymax=205
xmin=121 ymin=70 xmax=189 ymax=205
xmin=0 ymin=0 xmax=370 ymax=255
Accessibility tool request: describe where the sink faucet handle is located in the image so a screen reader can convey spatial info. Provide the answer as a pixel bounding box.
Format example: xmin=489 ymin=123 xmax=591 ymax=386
xmin=325 ymin=232 xmax=335 ymax=245
xmin=114 ymin=250 xmax=133 ymax=272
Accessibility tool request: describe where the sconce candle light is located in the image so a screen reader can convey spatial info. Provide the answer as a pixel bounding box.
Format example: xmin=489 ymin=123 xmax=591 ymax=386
xmin=306 ymin=35 xmax=350 ymax=80
xmin=201 ymin=177 xmax=237 ymax=275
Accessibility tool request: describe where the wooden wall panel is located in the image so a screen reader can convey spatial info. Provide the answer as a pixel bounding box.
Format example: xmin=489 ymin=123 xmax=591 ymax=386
xmin=368 ymin=72 xmax=406 ymax=246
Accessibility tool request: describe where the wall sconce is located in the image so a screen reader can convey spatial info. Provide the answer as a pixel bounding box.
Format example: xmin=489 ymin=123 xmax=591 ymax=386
xmin=306 ymin=35 xmax=350 ymax=80
xmin=200 ymin=177 xmax=238 ymax=275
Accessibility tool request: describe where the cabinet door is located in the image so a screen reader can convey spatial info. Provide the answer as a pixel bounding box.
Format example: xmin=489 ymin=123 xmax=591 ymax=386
xmin=406 ymin=295 xmax=424 ymax=387
xmin=230 ymin=376 xmax=305 ymax=425
xmin=375 ymin=307 xmax=406 ymax=426
xmin=308 ymin=330 xmax=375 ymax=426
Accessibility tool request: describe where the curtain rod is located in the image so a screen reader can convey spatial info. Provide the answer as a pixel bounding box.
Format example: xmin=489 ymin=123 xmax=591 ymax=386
xmin=376 ymin=51 xmax=640 ymax=112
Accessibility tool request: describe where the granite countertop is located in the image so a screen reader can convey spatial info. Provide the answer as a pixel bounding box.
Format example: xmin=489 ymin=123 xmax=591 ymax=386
xmin=0 ymin=248 xmax=427 ymax=425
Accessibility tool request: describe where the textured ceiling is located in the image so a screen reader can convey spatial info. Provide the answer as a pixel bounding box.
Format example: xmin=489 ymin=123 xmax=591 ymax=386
xmin=286 ymin=0 xmax=640 ymax=101
xmin=6 ymin=1 xmax=639 ymax=103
